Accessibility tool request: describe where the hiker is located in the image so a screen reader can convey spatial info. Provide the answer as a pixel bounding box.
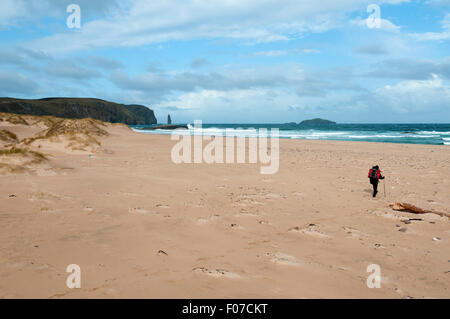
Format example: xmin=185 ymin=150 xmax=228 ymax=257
xmin=368 ymin=165 xmax=385 ymax=197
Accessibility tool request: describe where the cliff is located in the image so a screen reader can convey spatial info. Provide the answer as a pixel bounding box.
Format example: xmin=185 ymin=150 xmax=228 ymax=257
xmin=0 ymin=97 xmax=157 ymax=125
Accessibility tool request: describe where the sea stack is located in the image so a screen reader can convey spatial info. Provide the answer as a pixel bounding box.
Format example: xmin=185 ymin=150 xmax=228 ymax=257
xmin=168 ymin=114 xmax=172 ymax=124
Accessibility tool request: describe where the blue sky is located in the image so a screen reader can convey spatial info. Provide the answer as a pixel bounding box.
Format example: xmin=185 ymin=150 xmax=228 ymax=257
xmin=0 ymin=0 xmax=449 ymax=123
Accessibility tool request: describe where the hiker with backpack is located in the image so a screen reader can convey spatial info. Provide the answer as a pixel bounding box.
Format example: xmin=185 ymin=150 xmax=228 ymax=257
xmin=368 ymin=165 xmax=385 ymax=198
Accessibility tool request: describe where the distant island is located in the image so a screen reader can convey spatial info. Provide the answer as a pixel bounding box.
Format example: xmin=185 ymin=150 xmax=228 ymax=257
xmin=299 ymin=118 xmax=336 ymax=125
xmin=0 ymin=97 xmax=157 ymax=125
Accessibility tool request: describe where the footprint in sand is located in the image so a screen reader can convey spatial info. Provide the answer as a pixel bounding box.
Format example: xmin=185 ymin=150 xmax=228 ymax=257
xmin=119 ymin=192 xmax=143 ymax=197
xmin=236 ymin=201 xmax=263 ymax=207
xmin=36 ymin=168 xmax=57 ymax=176
xmin=288 ymin=224 xmax=331 ymax=239
xmin=342 ymin=226 xmax=365 ymax=239
xmin=291 ymin=192 xmax=304 ymax=196
xmin=39 ymin=207 xmax=54 ymax=213
xmin=155 ymin=204 xmax=170 ymax=209
xmin=196 ymin=214 xmax=220 ymax=225
xmin=129 ymin=207 xmax=151 ymax=214
xmin=266 ymin=252 xmax=300 ymax=267
xmin=235 ymin=208 xmax=259 ymax=217
xmin=369 ymin=210 xmax=408 ymax=220
xmin=28 ymin=191 xmax=61 ymax=202
xmin=234 ymin=194 xmax=264 ymax=207
xmin=8 ymin=261 xmax=52 ymax=271
xmin=192 ymin=267 xmax=240 ymax=279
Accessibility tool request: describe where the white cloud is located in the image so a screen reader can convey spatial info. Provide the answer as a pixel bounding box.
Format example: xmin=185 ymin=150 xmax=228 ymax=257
xmin=410 ymin=31 xmax=450 ymax=41
xmin=153 ymin=88 xmax=304 ymax=122
xmin=350 ymin=17 xmax=401 ymax=33
xmin=109 ymin=63 xmax=363 ymax=103
xmin=0 ymin=0 xmax=122 ymax=26
xmin=442 ymin=12 xmax=450 ymax=29
xmin=149 ymin=73 xmax=450 ymax=122
xmin=27 ymin=0 xmax=383 ymax=53
xmin=253 ymin=48 xmax=320 ymax=56
xmin=0 ymin=0 xmax=27 ymax=26
xmin=374 ymin=74 xmax=450 ymax=113
xmin=409 ymin=12 xmax=450 ymax=40
xmin=383 ymin=0 xmax=410 ymax=3
xmin=364 ymin=57 xmax=450 ymax=79
xmin=253 ymin=50 xmax=288 ymax=57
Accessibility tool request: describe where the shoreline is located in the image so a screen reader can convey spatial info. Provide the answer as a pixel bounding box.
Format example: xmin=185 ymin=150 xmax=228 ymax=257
xmin=133 ymin=128 xmax=450 ymax=147
xmin=132 ymin=124 xmax=450 ymax=146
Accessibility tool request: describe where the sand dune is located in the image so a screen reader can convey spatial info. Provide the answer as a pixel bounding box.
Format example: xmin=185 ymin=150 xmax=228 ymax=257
xmin=0 ymin=113 xmax=126 ymax=174
xmin=0 ymin=115 xmax=449 ymax=298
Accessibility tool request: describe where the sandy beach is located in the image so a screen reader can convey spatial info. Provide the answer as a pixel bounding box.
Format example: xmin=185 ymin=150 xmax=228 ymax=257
xmin=0 ymin=116 xmax=449 ymax=298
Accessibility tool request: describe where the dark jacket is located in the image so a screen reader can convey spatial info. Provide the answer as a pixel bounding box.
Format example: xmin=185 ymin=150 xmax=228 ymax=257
xmin=369 ymin=168 xmax=384 ymax=184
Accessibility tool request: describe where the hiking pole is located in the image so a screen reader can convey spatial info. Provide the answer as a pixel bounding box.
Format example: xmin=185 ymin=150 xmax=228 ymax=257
xmin=383 ymin=178 xmax=386 ymax=197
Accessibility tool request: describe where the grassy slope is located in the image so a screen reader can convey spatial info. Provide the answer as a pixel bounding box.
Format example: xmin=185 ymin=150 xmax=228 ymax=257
xmin=0 ymin=97 xmax=157 ymax=125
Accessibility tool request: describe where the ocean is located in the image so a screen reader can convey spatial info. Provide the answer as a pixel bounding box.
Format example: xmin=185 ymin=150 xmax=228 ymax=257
xmin=132 ymin=123 xmax=450 ymax=146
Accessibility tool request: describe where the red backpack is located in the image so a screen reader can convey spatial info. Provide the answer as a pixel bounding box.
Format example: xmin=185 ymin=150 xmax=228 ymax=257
xmin=368 ymin=168 xmax=381 ymax=179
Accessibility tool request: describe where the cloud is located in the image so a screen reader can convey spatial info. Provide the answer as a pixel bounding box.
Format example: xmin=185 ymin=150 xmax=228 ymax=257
xmin=110 ymin=68 xmax=289 ymax=96
xmin=350 ymin=17 xmax=401 ymax=33
xmin=0 ymin=0 xmax=122 ymax=26
xmin=110 ymin=63 xmax=363 ymax=104
xmin=365 ymin=58 xmax=450 ymax=80
xmin=0 ymin=47 xmax=52 ymax=66
xmin=253 ymin=48 xmax=320 ymax=57
xmin=253 ymin=50 xmax=288 ymax=57
xmin=442 ymin=12 xmax=450 ymax=29
xmin=409 ymin=13 xmax=450 ymax=40
xmin=410 ymin=31 xmax=450 ymax=41
xmin=354 ymin=44 xmax=388 ymax=55
xmin=153 ymin=88 xmax=292 ymax=122
xmin=426 ymin=0 xmax=450 ymax=8
xmin=75 ymin=60 xmax=449 ymax=123
xmin=151 ymin=85 xmax=371 ymax=123
xmin=0 ymin=70 xmax=38 ymax=95
xmin=46 ymin=60 xmax=102 ymax=79
xmin=80 ymin=56 xmax=124 ymax=70
xmin=27 ymin=0 xmax=385 ymax=53
xmin=134 ymin=68 xmax=450 ymax=123
xmin=191 ymin=58 xmax=210 ymax=69
xmin=0 ymin=0 xmax=27 ymax=26
xmin=373 ymin=74 xmax=450 ymax=114
xmin=106 ymin=63 xmax=368 ymax=122
xmin=382 ymin=0 xmax=411 ymax=4
xmin=0 ymin=50 xmax=26 ymax=65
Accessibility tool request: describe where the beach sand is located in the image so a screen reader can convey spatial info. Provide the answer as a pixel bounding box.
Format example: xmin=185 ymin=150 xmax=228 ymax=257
xmin=0 ymin=119 xmax=449 ymax=298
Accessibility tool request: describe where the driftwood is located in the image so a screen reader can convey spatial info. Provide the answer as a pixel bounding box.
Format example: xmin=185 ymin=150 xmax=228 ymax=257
xmin=390 ymin=202 xmax=450 ymax=218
